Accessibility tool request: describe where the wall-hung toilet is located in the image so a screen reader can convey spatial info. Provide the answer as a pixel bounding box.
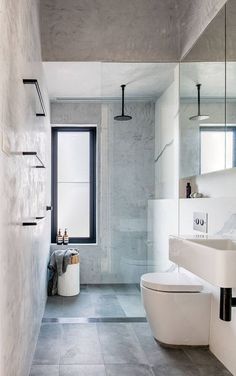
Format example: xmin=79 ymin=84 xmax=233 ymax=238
xmin=141 ymin=272 xmax=211 ymax=346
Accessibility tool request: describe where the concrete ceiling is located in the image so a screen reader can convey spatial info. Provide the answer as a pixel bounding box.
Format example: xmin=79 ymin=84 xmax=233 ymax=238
xmin=40 ymin=0 xmax=226 ymax=62
xmin=44 ymin=62 xmax=176 ymax=100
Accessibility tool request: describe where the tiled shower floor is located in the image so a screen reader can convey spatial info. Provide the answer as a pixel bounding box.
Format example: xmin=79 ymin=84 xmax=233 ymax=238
xmin=30 ymin=284 xmax=232 ymax=375
xmin=44 ymin=284 xmax=145 ymax=318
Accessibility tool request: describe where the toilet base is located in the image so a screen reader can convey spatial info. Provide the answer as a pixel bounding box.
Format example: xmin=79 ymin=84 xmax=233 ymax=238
xmin=141 ymin=284 xmax=211 ymax=346
xmin=154 ymin=337 xmax=209 ymax=349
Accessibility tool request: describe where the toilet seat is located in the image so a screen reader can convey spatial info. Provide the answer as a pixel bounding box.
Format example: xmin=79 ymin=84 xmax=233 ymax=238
xmin=141 ymin=272 xmax=203 ymax=292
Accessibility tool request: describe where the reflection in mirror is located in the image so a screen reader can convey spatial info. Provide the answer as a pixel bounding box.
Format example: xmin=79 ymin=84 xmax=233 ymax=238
xmin=226 ymin=0 xmax=236 ymax=169
xmin=180 ymin=7 xmax=226 ymax=178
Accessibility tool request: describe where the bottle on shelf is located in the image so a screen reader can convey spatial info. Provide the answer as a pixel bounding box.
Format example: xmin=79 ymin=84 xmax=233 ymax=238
xmin=56 ymin=228 xmax=63 ymax=245
xmin=186 ymin=182 xmax=191 ymax=198
xmin=63 ymin=228 xmax=69 ymax=245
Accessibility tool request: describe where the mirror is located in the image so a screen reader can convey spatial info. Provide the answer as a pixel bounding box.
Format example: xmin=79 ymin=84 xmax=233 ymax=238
xmin=179 ymin=6 xmax=226 ymax=178
xmin=226 ymin=0 xmax=236 ymax=170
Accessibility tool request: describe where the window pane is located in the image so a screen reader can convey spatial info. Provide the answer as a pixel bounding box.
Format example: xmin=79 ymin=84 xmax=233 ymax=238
xmin=58 ymin=183 xmax=90 ymax=237
xmin=58 ymin=132 xmax=90 ymax=182
xmin=200 ymin=131 xmax=225 ymax=174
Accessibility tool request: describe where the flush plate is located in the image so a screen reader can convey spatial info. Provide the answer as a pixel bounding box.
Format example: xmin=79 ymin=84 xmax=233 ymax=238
xmin=193 ymin=212 xmax=208 ymax=233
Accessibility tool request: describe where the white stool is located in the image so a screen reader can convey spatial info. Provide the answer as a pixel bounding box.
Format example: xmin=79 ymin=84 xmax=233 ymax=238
xmin=58 ymin=262 xmax=80 ymax=296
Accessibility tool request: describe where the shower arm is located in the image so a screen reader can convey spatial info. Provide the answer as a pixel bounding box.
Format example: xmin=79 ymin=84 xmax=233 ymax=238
xmin=121 ymin=84 xmax=125 ymax=116
xmin=197 ymin=84 xmax=201 ymax=116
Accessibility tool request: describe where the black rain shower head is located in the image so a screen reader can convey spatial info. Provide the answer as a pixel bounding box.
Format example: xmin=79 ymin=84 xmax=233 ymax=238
xmin=189 ymin=84 xmax=209 ymax=121
xmin=114 ymin=84 xmax=132 ymax=121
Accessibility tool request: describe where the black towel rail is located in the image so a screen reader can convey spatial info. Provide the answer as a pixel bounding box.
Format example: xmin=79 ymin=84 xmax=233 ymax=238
xmin=22 ymin=151 xmax=45 ymax=168
xmin=22 ymin=217 xmax=45 ymax=226
xmin=23 ymin=79 xmax=46 ymax=117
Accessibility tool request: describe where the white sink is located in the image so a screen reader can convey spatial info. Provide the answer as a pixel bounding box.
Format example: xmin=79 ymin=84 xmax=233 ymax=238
xmin=169 ymin=236 xmax=236 ymax=288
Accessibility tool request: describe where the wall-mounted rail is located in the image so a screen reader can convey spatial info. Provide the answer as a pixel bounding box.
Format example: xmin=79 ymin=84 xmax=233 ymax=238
xmin=22 ymin=152 xmax=45 ymax=168
xmin=22 ymin=216 xmax=45 ymax=226
xmin=23 ymin=79 xmax=46 ymax=117
xmin=220 ymin=288 xmax=236 ymax=321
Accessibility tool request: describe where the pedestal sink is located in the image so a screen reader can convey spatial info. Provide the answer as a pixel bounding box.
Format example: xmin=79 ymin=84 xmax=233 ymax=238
xmin=169 ymin=236 xmax=236 ymax=288
xmin=169 ymin=236 xmax=236 ymax=321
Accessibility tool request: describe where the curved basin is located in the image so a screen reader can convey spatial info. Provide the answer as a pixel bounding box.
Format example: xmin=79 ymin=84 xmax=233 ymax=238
xmin=169 ymin=236 xmax=236 ymax=288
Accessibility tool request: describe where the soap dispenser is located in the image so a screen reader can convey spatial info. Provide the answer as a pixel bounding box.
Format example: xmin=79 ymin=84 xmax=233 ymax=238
xmin=186 ymin=182 xmax=191 ymax=198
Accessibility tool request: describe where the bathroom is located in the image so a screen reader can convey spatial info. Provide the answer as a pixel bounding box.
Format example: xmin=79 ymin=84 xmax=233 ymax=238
xmin=1 ymin=0 xmax=236 ymax=375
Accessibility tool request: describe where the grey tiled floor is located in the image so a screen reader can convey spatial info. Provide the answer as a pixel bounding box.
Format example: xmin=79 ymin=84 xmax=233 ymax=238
xmin=44 ymin=284 xmax=145 ymax=318
xmin=36 ymin=285 xmax=232 ymax=375
xmin=30 ymin=322 xmax=232 ymax=376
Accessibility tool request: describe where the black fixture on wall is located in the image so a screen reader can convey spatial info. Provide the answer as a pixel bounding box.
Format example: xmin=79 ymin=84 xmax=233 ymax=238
xmin=22 ymin=151 xmax=45 ymax=168
xmin=22 ymin=216 xmax=45 ymax=226
xmin=220 ymin=288 xmax=236 ymax=321
xmin=114 ymin=84 xmax=132 ymax=121
xmin=189 ymin=84 xmax=209 ymax=121
xmin=23 ymin=79 xmax=46 ymax=117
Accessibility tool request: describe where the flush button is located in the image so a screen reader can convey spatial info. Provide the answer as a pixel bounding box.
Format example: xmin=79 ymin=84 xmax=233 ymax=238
xmin=193 ymin=212 xmax=208 ymax=233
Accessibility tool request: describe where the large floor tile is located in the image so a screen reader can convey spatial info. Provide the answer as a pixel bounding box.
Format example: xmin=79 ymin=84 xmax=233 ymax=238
xmin=105 ymin=364 xmax=154 ymax=375
xmin=152 ymin=364 xmax=200 ymax=376
xmin=87 ymin=285 xmax=115 ymax=295
xmin=30 ymin=365 xmax=59 ymax=376
xmin=33 ymin=339 xmax=61 ymax=365
xmin=44 ymin=296 xmax=64 ymax=318
xmin=117 ymin=294 xmax=145 ymax=316
xmin=184 ymin=348 xmax=225 ymax=367
xmin=133 ymin=323 xmax=182 ymax=366
xmin=59 ymin=364 xmax=106 ymax=375
xmin=60 ymin=324 xmax=103 ymax=364
xmin=149 ymin=347 xmax=194 ymax=368
xmin=133 ymin=323 xmax=192 ymax=368
xmin=97 ymin=323 xmax=148 ymax=364
xmin=62 ymin=294 xmax=95 ymax=317
xmin=38 ymin=323 xmax=62 ymax=339
xmin=33 ymin=325 xmax=62 ymax=365
xmin=113 ymin=284 xmax=140 ymax=295
xmin=43 ymin=284 xmax=144 ymax=318
xmin=197 ymin=365 xmax=232 ymax=375
xmin=92 ymin=294 xmax=126 ymax=317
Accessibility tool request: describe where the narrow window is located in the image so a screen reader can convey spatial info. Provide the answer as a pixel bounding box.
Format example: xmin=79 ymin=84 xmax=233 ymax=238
xmin=52 ymin=127 xmax=96 ymax=243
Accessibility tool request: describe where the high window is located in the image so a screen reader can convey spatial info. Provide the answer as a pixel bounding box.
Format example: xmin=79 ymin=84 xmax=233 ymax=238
xmin=52 ymin=127 xmax=96 ymax=243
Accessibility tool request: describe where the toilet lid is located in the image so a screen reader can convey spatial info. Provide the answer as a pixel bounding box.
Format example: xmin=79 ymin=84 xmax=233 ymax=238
xmin=141 ymin=272 xmax=203 ymax=292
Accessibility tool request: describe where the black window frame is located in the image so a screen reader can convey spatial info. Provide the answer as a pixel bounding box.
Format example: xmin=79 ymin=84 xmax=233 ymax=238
xmin=51 ymin=126 xmax=96 ymax=243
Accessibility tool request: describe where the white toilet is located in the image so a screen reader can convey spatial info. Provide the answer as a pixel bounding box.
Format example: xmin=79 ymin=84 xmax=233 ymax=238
xmin=141 ymin=272 xmax=211 ymax=346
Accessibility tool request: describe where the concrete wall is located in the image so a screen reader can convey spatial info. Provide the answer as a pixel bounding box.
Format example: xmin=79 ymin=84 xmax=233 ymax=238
xmin=155 ymin=68 xmax=179 ymax=199
xmin=0 ymin=1 xmax=51 ymax=375
xmin=147 ymin=67 xmax=179 ymax=273
xmin=51 ymin=101 xmax=155 ymax=283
